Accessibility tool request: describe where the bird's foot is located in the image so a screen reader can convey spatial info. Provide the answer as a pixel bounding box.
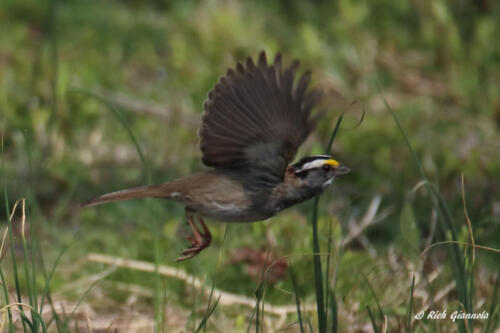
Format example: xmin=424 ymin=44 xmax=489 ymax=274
xmin=176 ymin=217 xmax=212 ymax=262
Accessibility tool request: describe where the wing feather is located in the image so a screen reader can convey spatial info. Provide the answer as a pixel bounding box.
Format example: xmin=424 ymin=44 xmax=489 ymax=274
xmin=199 ymin=51 xmax=323 ymax=182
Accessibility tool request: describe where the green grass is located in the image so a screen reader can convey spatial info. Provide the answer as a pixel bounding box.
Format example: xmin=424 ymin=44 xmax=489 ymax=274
xmin=384 ymin=93 xmax=471 ymax=332
xmin=290 ymin=268 xmax=305 ymax=333
xmin=68 ymin=88 xmax=165 ymax=329
xmin=309 ymin=110 xmax=347 ymax=333
xmin=406 ymin=275 xmax=415 ymax=332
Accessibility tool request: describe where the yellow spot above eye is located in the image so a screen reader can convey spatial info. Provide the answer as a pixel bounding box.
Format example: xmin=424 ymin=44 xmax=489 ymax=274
xmin=324 ymin=159 xmax=339 ymax=167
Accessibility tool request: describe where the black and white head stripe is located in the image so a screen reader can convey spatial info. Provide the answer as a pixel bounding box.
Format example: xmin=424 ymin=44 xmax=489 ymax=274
xmin=292 ymin=155 xmax=340 ymax=172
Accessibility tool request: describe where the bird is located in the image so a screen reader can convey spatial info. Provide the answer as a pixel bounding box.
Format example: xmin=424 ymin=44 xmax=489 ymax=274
xmin=82 ymin=51 xmax=350 ymax=261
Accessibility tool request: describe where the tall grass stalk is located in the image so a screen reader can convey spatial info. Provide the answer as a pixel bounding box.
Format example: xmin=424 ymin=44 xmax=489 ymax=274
xmin=381 ymin=94 xmax=472 ymax=332
xmin=362 ymin=273 xmax=384 ymax=321
xmin=406 ymin=275 xmax=415 ymax=332
xmin=2 ymin=129 xmax=30 ymax=330
xmin=328 ymin=291 xmax=338 ymax=333
xmin=37 ymin=236 xmax=68 ymax=331
xmin=0 ymin=268 xmax=14 ymax=332
xmin=46 ymin=0 xmax=60 ymax=130
xmin=2 ymin=127 xmax=71 ymax=332
xmin=254 ymin=282 xmax=265 ymax=333
xmin=310 ymin=111 xmax=345 ymax=332
xmin=37 ymin=237 xmax=71 ymax=318
xmin=69 ymin=89 xmax=164 ymax=329
xmin=246 ymin=309 xmax=255 ymax=333
xmin=325 ymin=219 xmax=337 ymax=332
xmin=290 ymin=269 xmax=305 ymax=333
xmin=310 ymin=197 xmax=326 ymax=332
xmin=366 ymin=305 xmax=379 ymax=333
xmin=17 ymin=199 xmax=41 ymax=330
xmin=194 ymin=281 xmax=221 ymax=333
xmin=24 ymin=132 xmax=42 ymax=331
xmin=484 ymin=269 xmax=499 ymax=333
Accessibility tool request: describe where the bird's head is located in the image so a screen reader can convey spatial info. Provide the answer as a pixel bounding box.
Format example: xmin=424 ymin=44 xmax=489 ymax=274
xmin=286 ymin=155 xmax=350 ymax=191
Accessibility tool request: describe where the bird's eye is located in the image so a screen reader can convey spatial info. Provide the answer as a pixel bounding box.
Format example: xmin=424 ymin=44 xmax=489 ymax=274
xmin=322 ymin=164 xmax=331 ymax=171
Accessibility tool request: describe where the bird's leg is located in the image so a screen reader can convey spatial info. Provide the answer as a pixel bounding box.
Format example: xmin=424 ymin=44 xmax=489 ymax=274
xmin=177 ymin=213 xmax=212 ymax=262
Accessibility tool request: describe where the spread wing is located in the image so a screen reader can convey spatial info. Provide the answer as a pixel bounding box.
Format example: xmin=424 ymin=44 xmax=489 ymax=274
xmin=199 ymin=51 xmax=322 ymax=185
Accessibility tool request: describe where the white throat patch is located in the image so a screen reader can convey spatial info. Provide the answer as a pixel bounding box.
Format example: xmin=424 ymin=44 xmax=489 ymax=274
xmin=322 ymin=177 xmax=335 ymax=188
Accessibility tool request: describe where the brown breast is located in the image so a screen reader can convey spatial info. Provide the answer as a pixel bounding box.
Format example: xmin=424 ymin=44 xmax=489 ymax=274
xmin=165 ymin=171 xmax=270 ymax=222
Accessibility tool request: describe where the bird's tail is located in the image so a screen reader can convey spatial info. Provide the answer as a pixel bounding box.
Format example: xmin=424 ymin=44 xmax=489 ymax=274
xmin=81 ymin=183 xmax=175 ymax=208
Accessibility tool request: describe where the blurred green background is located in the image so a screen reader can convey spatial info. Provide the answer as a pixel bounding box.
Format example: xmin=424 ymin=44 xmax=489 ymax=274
xmin=1 ymin=0 xmax=499 ymax=331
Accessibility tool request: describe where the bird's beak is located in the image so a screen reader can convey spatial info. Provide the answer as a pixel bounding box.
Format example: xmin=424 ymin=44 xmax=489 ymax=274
xmin=335 ymin=165 xmax=350 ymax=176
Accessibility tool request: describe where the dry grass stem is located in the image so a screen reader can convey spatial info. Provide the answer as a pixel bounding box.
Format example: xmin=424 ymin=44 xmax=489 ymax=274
xmin=86 ymin=253 xmax=316 ymax=317
xmin=420 ymin=241 xmax=500 ymax=258
xmin=0 ymin=198 xmax=26 ymax=260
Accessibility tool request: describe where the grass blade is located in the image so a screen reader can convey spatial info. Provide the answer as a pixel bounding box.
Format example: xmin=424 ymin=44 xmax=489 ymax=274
xmin=483 ymin=269 xmax=499 ymax=333
xmin=310 ymin=112 xmax=346 ymax=332
xmin=366 ymin=305 xmax=379 ymax=333
xmin=329 ymin=291 xmax=338 ymax=333
xmin=23 ymin=130 xmax=41 ymax=327
xmin=406 ymin=275 xmax=415 ymax=332
xmin=37 ymin=237 xmax=65 ymax=332
xmin=306 ymin=317 xmax=314 ymax=333
xmin=362 ymin=273 xmax=384 ymax=321
xmin=1 ymin=130 xmax=28 ymax=331
xmin=325 ymin=220 xmax=333 ymax=310
xmin=195 ymin=281 xmax=220 ymax=333
xmin=310 ymin=105 xmax=360 ymax=332
xmin=69 ymin=89 xmax=164 ymax=328
xmin=290 ymin=268 xmax=305 ymax=333
xmin=17 ymin=198 xmax=41 ymax=330
xmin=246 ymin=309 xmax=255 ymax=333
xmin=254 ymin=281 xmax=265 ymax=333
xmin=311 ymin=196 xmax=326 ymax=332
xmin=38 ymin=236 xmax=73 ymax=318
xmin=0 ymin=268 xmax=14 ymax=332
xmin=380 ymin=92 xmax=470 ymax=331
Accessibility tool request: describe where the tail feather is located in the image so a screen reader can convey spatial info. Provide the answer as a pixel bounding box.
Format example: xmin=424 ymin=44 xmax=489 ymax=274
xmin=82 ymin=184 xmax=172 ymax=208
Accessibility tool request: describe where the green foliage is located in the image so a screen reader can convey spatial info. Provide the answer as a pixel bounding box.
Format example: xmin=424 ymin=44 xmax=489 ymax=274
xmin=397 ymin=202 xmax=421 ymax=262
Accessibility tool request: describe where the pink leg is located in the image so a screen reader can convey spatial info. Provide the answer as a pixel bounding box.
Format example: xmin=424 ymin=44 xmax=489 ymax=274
xmin=177 ymin=214 xmax=212 ymax=262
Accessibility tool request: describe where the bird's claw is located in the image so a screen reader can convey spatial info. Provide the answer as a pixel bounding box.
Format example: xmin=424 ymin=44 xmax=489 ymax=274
xmin=176 ymin=216 xmax=212 ymax=262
